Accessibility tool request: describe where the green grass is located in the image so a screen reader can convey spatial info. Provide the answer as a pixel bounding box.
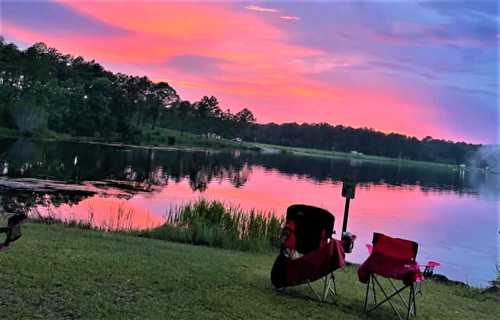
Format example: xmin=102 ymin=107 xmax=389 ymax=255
xmin=140 ymin=127 xmax=259 ymax=151
xmin=1 ymin=223 xmax=498 ymax=319
xmin=141 ymin=199 xmax=282 ymax=252
xmin=0 ymin=125 xmax=259 ymax=153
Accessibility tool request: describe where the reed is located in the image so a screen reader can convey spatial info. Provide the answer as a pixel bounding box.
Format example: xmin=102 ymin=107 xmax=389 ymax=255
xmin=142 ymin=199 xmax=283 ymax=252
xmin=20 ymin=198 xmax=283 ymax=252
xmin=28 ymin=203 xmax=144 ymax=232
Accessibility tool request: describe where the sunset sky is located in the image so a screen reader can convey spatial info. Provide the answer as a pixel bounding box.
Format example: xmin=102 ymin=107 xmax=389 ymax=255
xmin=1 ymin=0 xmax=498 ymax=144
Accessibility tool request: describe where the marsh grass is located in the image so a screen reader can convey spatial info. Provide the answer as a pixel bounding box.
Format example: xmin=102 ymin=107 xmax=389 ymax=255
xmin=141 ymin=199 xmax=283 ymax=252
xmin=486 ymin=265 xmax=500 ymax=293
xmin=28 ymin=202 xmax=151 ymax=232
xmin=24 ymin=198 xmax=283 ymax=252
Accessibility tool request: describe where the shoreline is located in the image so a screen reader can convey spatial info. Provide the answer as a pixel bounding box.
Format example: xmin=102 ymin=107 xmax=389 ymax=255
xmin=252 ymin=142 xmax=494 ymax=172
xmin=0 ymin=131 xmax=254 ymax=154
xmin=1 ymin=130 xmax=490 ymax=172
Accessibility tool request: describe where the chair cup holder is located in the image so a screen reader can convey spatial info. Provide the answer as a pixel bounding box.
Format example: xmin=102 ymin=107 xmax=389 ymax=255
xmin=341 ymin=232 xmax=356 ymax=253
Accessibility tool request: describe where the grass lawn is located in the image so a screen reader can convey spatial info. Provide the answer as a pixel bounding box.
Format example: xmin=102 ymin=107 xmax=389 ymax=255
xmin=1 ymin=223 xmax=498 ymax=319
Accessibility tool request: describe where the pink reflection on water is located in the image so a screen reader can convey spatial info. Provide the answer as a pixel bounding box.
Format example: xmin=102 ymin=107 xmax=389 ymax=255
xmin=33 ymin=196 xmax=164 ymax=230
xmin=129 ymin=167 xmax=496 ymax=285
xmin=31 ymin=166 xmax=497 ymax=285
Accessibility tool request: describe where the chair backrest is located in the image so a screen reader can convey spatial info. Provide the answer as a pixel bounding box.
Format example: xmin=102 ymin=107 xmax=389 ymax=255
xmin=372 ymin=233 xmax=418 ymax=261
xmin=286 ymin=205 xmax=335 ymax=254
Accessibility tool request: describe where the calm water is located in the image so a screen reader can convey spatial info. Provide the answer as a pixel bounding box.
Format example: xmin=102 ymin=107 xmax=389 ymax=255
xmin=0 ymin=138 xmax=498 ymax=286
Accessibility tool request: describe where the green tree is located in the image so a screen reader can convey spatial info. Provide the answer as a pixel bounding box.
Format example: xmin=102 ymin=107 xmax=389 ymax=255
xmin=9 ymin=82 xmax=48 ymax=134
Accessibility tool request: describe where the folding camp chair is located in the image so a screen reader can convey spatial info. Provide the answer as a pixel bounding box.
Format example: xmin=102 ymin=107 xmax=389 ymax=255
xmin=271 ymin=205 xmax=346 ymax=303
xmin=0 ymin=212 xmax=27 ymax=251
xmin=358 ymin=233 xmax=422 ymax=320
xmin=366 ymin=243 xmax=441 ymax=296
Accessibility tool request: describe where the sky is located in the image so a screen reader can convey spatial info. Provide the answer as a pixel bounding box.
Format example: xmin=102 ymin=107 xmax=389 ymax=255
xmin=1 ymin=0 xmax=498 ymax=144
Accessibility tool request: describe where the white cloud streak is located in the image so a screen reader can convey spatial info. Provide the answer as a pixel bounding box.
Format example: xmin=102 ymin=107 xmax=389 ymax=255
xmin=244 ymin=5 xmax=279 ymax=13
xmin=280 ymin=16 xmax=300 ymax=21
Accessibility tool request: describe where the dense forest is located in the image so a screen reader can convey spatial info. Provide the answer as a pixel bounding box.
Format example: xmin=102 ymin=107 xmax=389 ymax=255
xmin=0 ymin=38 xmax=481 ymax=164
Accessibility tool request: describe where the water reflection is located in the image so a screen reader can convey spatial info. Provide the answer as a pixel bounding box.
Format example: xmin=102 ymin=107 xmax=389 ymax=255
xmin=1 ymin=138 xmax=496 ymax=196
xmin=33 ymin=196 xmax=163 ymax=231
xmin=0 ymin=138 xmax=498 ymax=286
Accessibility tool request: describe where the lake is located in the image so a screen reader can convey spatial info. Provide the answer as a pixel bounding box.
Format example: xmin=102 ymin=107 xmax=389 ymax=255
xmin=0 ymin=138 xmax=498 ymax=287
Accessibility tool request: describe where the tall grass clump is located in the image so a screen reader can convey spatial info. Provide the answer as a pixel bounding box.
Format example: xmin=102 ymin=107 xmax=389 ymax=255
xmin=489 ymin=266 xmax=500 ymax=292
xmin=141 ymin=199 xmax=283 ymax=252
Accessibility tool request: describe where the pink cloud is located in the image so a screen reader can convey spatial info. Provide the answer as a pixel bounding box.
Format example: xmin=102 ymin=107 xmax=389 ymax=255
xmin=3 ymin=0 xmax=457 ymax=141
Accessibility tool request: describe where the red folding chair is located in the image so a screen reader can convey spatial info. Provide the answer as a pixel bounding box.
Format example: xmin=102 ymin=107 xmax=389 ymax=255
xmin=271 ymin=205 xmax=347 ymax=302
xmin=366 ymin=244 xmax=441 ymax=296
xmin=358 ymin=233 xmax=422 ymax=320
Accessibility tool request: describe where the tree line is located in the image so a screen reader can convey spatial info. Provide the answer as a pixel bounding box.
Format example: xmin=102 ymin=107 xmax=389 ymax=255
xmin=0 ymin=39 xmax=480 ymax=164
xmin=248 ymin=123 xmax=480 ymax=164
xmin=0 ymin=39 xmax=255 ymax=141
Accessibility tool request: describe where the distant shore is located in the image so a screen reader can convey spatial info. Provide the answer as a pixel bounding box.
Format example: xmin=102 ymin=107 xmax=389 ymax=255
xmin=0 ymin=126 xmax=490 ymax=172
xmin=0 ymin=126 xmax=259 ymax=153
xmin=253 ymin=142 xmax=460 ymax=169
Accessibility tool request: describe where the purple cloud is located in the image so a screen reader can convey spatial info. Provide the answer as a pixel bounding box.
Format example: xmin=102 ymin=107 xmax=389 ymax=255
xmin=166 ymin=55 xmax=228 ymax=74
xmin=1 ymin=0 xmax=127 ymax=36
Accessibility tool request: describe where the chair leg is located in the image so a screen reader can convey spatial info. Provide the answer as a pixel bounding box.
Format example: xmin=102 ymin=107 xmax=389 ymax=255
xmin=417 ymin=281 xmax=423 ymax=295
xmin=306 ymin=274 xmax=338 ymax=303
xmin=321 ymin=273 xmax=337 ymax=302
xmin=330 ymin=274 xmax=337 ymax=296
xmin=306 ymin=281 xmax=322 ymax=301
xmin=322 ymin=275 xmax=330 ymax=302
xmin=371 ymin=275 xmax=404 ymax=320
xmin=406 ymin=284 xmax=414 ymax=320
xmin=364 ymin=275 xmax=418 ymax=320
xmin=364 ymin=274 xmax=371 ymax=313
xmin=389 ymin=279 xmax=410 ymax=309
xmin=412 ymin=285 xmax=417 ymax=316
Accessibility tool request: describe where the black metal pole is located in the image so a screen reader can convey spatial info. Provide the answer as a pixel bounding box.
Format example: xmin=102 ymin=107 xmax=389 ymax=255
xmin=342 ymin=198 xmax=350 ymax=234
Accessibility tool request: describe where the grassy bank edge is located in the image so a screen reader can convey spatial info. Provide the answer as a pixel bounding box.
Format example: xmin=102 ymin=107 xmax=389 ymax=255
xmin=252 ymin=142 xmax=474 ymax=170
xmin=0 ymin=126 xmax=259 ymax=153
